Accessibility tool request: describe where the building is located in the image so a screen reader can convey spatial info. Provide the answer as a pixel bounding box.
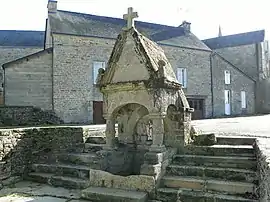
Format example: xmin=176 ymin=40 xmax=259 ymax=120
xmin=1 ymin=1 xmax=269 ymax=123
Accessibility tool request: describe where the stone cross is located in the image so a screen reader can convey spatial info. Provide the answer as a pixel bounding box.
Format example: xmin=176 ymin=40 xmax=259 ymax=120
xmin=123 ymin=7 xmax=138 ymax=29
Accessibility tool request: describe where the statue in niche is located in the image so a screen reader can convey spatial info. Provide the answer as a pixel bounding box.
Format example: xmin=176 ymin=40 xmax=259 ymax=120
xmin=135 ymin=116 xmax=152 ymax=144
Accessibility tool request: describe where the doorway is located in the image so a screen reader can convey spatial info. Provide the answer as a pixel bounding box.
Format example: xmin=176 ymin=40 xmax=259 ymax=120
xmin=93 ymin=101 xmax=106 ymax=124
xmin=224 ymin=90 xmax=231 ymax=115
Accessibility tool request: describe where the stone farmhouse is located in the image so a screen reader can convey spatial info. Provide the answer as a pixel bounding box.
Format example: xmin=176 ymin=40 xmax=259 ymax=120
xmin=0 ymin=0 xmax=269 ymax=124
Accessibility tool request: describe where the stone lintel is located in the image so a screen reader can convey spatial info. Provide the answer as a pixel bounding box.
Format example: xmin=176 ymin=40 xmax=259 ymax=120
xmin=101 ymin=82 xmax=145 ymax=93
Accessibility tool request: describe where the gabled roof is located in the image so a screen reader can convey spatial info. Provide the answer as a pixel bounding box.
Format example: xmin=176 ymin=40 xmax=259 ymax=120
xmin=203 ymin=30 xmax=265 ymax=49
xmin=100 ymin=27 xmax=180 ymax=88
xmin=0 ymin=30 xmax=45 ymax=47
xmin=2 ymin=48 xmax=52 ymax=68
xmin=49 ymin=10 xmax=185 ymax=41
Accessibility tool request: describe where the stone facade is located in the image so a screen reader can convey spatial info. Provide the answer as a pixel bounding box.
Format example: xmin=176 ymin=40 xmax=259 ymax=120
xmin=3 ymin=48 xmax=53 ymax=110
xmin=52 ymin=34 xmax=115 ymax=123
xmin=215 ymin=44 xmax=258 ymax=80
xmin=163 ymin=46 xmax=213 ymax=118
xmin=0 ymin=46 xmax=42 ymax=105
xmin=212 ymin=54 xmax=256 ymax=117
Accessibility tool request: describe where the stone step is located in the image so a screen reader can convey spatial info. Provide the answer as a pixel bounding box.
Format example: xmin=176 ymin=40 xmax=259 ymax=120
xmin=50 ymin=175 xmax=90 ymax=189
xmin=216 ymin=136 xmax=256 ymax=146
xmin=161 ymin=176 xmax=256 ymax=195
xmin=173 ymin=154 xmax=257 ymax=170
xmin=183 ymin=145 xmax=255 ymax=157
xmin=57 ymin=152 xmax=101 ymax=168
xmin=26 ymin=172 xmax=90 ymax=189
xmin=31 ymin=163 xmax=90 ymax=179
xmin=166 ymin=165 xmax=257 ymax=183
xmin=81 ymin=186 xmax=148 ymax=202
xmin=157 ymin=188 xmax=258 ymax=202
xmin=25 ymin=172 xmax=53 ymax=184
xmin=84 ymin=143 xmax=104 ymax=152
xmin=85 ymin=136 xmax=106 ymax=144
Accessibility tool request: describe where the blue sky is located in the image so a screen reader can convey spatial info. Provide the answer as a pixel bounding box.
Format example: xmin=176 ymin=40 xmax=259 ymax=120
xmin=0 ymin=0 xmax=268 ymax=40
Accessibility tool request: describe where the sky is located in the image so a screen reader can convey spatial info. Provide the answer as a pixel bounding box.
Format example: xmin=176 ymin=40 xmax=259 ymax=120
xmin=0 ymin=0 xmax=269 ymax=40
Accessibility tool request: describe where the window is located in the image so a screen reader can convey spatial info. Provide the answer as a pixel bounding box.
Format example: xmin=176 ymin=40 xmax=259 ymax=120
xmin=93 ymin=61 xmax=106 ymax=84
xmin=241 ymin=91 xmax=246 ymax=109
xmin=224 ymin=70 xmax=231 ymax=84
xmin=177 ymin=68 xmax=187 ymax=88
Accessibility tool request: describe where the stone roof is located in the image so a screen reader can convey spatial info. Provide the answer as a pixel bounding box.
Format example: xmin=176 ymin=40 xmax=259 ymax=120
xmin=100 ymin=27 xmax=180 ymax=88
xmin=203 ymin=30 xmax=265 ymax=49
xmin=158 ymin=32 xmax=212 ymax=51
xmin=49 ymin=10 xmax=186 ymax=41
xmin=0 ymin=30 xmax=45 ymax=47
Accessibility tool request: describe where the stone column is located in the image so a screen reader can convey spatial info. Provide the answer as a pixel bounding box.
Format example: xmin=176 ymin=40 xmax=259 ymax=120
xmin=149 ymin=113 xmax=166 ymax=152
xmin=103 ymin=115 xmax=116 ymax=150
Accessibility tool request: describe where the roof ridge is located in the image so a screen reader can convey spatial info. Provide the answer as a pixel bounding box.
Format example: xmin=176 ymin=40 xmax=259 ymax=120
xmin=57 ymin=9 xmax=178 ymax=30
xmin=203 ymin=29 xmax=265 ymax=41
xmin=0 ymin=30 xmax=44 ymax=32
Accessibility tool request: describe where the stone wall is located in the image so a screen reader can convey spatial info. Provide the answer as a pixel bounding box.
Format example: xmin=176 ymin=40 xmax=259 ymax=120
xmin=0 ymin=46 xmax=42 ymax=103
xmin=215 ymin=44 xmax=258 ymax=80
xmin=255 ymin=138 xmax=270 ymax=202
xmin=163 ymin=46 xmax=213 ymax=118
xmin=52 ymin=33 xmax=214 ymax=123
xmin=0 ymin=127 xmax=84 ymax=187
xmin=53 ymin=34 xmax=115 ymax=123
xmin=212 ymin=54 xmax=255 ymax=117
xmin=4 ymin=49 xmax=53 ymax=110
xmin=0 ymin=106 xmax=62 ymax=126
xmin=256 ymin=78 xmax=270 ymax=114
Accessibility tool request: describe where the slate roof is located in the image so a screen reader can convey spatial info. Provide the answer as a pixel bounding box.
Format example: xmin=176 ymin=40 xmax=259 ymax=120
xmin=100 ymin=27 xmax=180 ymax=87
xmin=203 ymin=30 xmax=265 ymax=49
xmin=49 ymin=10 xmax=185 ymax=41
xmin=0 ymin=30 xmax=45 ymax=47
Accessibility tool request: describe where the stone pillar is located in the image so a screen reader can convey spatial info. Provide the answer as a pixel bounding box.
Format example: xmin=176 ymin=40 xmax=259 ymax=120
xmin=149 ymin=113 xmax=166 ymax=152
xmin=103 ymin=115 xmax=117 ymax=150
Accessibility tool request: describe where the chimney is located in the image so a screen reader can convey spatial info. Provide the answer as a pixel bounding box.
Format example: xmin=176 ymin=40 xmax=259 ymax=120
xmin=181 ymin=21 xmax=191 ymax=32
xmin=48 ymin=0 xmax=57 ymax=13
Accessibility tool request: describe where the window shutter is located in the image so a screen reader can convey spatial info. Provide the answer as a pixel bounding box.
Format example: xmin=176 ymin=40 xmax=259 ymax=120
xmin=224 ymin=70 xmax=231 ymax=84
xmin=241 ymin=91 xmax=246 ymax=109
xmin=93 ymin=61 xmax=106 ymax=84
xmin=177 ymin=68 xmax=187 ymax=88
xmin=177 ymin=68 xmax=183 ymax=85
xmin=183 ymin=68 xmax=187 ymax=88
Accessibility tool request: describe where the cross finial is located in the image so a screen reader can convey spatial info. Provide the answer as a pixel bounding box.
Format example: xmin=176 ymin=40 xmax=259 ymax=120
xmin=123 ymin=7 xmax=138 ymax=29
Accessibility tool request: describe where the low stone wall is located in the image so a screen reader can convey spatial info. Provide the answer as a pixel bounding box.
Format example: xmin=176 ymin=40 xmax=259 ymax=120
xmin=0 ymin=106 xmax=63 ymax=127
xmin=255 ymin=138 xmax=270 ymax=202
xmin=0 ymin=127 xmax=84 ymax=187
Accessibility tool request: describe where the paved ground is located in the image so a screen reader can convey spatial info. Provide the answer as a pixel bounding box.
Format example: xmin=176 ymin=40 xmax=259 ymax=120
xmin=192 ymin=114 xmax=270 ymax=138
xmin=0 ymin=181 xmax=89 ymax=202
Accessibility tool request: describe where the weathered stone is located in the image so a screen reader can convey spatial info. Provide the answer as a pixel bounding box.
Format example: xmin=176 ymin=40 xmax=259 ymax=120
xmin=0 ymin=106 xmax=63 ymax=127
xmin=81 ymin=187 xmax=148 ymax=202
xmin=89 ymin=169 xmax=155 ymax=193
xmin=193 ymin=133 xmax=217 ymax=146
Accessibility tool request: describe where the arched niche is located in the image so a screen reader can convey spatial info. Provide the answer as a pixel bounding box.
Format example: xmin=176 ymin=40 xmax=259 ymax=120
xmin=112 ymin=103 xmax=149 ymax=146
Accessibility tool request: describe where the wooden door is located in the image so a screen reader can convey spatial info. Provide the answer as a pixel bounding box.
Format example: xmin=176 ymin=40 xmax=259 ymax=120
xmin=93 ymin=101 xmax=105 ymax=124
xmin=188 ymin=99 xmax=204 ymax=120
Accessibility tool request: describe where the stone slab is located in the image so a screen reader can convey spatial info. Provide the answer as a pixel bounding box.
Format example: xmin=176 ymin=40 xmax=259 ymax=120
xmin=0 ymin=195 xmax=67 ymax=202
xmin=0 ymin=181 xmax=81 ymax=199
xmin=89 ymin=169 xmax=155 ymax=193
xmin=81 ymin=186 xmax=147 ymax=202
